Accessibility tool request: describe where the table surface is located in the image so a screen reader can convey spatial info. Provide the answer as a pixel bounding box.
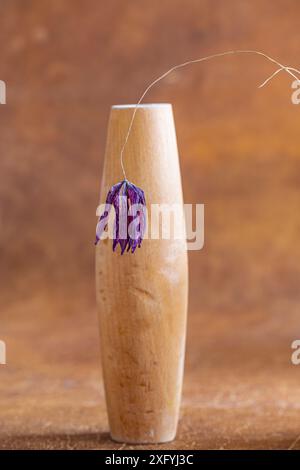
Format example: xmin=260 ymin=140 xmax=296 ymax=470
xmin=1 ymin=275 xmax=300 ymax=450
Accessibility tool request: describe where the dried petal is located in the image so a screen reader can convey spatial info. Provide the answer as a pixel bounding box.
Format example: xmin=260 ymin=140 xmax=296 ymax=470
xmin=95 ymin=179 xmax=146 ymax=254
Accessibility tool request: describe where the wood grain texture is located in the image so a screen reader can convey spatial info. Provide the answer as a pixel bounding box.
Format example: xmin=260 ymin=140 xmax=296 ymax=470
xmin=96 ymin=105 xmax=188 ymax=443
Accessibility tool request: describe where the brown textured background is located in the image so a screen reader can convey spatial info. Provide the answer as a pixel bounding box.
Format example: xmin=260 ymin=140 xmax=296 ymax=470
xmin=1 ymin=0 xmax=300 ymax=450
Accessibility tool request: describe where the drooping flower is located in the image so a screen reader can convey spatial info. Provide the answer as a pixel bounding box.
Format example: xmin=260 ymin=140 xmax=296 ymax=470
xmin=95 ymin=180 xmax=146 ymax=254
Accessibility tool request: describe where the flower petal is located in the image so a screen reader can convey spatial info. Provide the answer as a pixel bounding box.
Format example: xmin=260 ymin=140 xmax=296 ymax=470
xmin=95 ymin=179 xmax=146 ymax=253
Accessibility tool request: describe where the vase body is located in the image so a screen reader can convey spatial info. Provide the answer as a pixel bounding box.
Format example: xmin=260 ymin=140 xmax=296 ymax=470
xmin=96 ymin=103 xmax=188 ymax=443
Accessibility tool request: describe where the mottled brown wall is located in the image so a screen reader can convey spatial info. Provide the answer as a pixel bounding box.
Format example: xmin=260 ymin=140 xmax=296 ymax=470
xmin=2 ymin=0 xmax=300 ymax=307
xmin=1 ymin=0 xmax=300 ymax=449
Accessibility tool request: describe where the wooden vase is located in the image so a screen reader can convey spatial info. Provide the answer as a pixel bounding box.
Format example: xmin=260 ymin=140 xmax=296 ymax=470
xmin=96 ymin=103 xmax=188 ymax=443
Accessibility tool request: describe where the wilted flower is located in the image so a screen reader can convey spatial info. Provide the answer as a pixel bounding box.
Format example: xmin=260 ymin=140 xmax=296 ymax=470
xmin=95 ymin=179 xmax=146 ymax=254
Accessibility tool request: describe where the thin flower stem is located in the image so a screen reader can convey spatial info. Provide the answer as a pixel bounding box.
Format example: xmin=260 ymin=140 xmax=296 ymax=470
xmin=258 ymin=67 xmax=285 ymax=88
xmin=119 ymin=50 xmax=300 ymax=180
xmin=259 ymin=66 xmax=300 ymax=88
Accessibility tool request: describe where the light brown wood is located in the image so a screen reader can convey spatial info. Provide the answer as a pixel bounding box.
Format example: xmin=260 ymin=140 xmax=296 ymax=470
xmin=96 ymin=104 xmax=188 ymax=443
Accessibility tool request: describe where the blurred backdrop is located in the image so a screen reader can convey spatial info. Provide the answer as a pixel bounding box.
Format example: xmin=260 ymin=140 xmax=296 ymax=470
xmin=1 ymin=0 xmax=300 ymax=449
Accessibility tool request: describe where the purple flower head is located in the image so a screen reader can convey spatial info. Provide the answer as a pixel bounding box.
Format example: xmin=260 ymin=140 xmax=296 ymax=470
xmin=95 ymin=179 xmax=146 ymax=254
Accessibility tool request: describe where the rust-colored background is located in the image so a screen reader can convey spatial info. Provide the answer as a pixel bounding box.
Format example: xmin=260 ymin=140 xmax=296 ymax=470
xmin=1 ymin=0 xmax=300 ymax=449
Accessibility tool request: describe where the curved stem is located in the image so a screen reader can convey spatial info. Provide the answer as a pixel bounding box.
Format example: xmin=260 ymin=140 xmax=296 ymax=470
xmin=259 ymin=66 xmax=300 ymax=88
xmin=119 ymin=50 xmax=299 ymax=180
